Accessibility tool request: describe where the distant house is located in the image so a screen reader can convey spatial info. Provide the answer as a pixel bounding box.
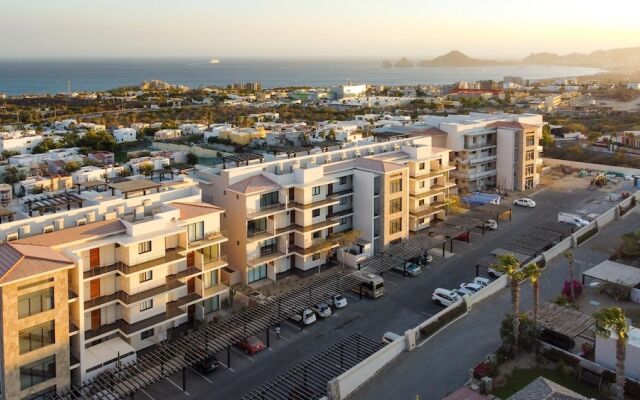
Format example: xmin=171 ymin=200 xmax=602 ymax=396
xmin=112 ymin=128 xmax=137 ymax=143
xmin=88 ymin=151 xmax=115 ymax=165
xmin=154 ymin=129 xmax=182 ymax=140
xmin=507 ymin=377 xmax=586 ymax=400
xmin=179 ymin=123 xmax=208 ymax=135
xmin=0 ymin=131 xmax=44 ymax=154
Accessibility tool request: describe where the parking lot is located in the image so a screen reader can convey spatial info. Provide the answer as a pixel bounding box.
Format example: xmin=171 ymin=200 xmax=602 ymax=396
xmin=138 ymin=175 xmax=635 ymax=400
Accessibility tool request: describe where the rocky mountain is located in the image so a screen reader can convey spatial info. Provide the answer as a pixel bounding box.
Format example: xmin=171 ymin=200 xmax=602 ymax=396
xmin=394 ymin=57 xmax=415 ymax=68
xmin=522 ymin=47 xmax=640 ymax=68
xmin=417 ymin=50 xmax=504 ymax=67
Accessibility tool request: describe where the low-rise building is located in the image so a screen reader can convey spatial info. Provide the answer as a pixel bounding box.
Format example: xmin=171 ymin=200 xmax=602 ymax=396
xmin=0 ymin=131 xmax=44 ymax=155
xmin=154 ymin=129 xmax=182 ymax=140
xmin=112 ymin=128 xmax=137 ymax=143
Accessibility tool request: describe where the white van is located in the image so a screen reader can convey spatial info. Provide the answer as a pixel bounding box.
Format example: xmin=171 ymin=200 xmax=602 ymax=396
xmin=558 ymin=212 xmax=590 ymax=227
xmin=381 ymin=331 xmax=402 ymax=345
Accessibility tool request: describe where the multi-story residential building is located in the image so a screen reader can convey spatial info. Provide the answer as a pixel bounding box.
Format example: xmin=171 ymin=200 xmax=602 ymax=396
xmin=0 ymin=131 xmax=44 ymax=155
xmin=419 ymin=113 xmax=543 ymax=193
xmin=0 ymin=176 xmax=229 ymax=397
xmin=194 ymin=135 xmax=454 ymax=285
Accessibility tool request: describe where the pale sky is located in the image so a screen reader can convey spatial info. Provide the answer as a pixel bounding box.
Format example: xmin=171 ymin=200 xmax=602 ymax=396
xmin=2 ymin=0 xmax=639 ymax=59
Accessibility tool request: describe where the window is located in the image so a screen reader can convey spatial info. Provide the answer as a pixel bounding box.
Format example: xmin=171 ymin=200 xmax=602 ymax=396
xmin=18 ymin=288 xmax=54 ymax=319
xmin=340 ymin=217 xmax=348 ymax=225
xmin=390 ymin=179 xmax=402 ymax=193
xmin=259 ymin=238 xmax=277 ymax=256
xmin=247 ymin=218 xmax=267 ymax=236
xmin=138 ymin=241 xmax=152 ymax=254
xmin=139 ymin=270 xmax=153 ymax=283
xmin=418 ymin=199 xmax=425 ymax=207
xmin=24 ymin=386 xmax=57 ymax=400
xmin=20 ymin=355 xmax=56 ymax=390
xmin=203 ymin=295 xmax=220 ymax=314
xmin=419 ymin=181 xmax=425 ymax=189
xmin=205 ymin=270 xmax=219 ymax=287
xmin=419 ymin=162 xmax=425 ymax=170
xmin=19 ymin=321 xmax=55 ymax=354
xmin=339 ymin=197 xmax=348 ymax=205
xmin=312 ymin=186 xmax=321 ymax=196
xmin=525 ymin=135 xmax=535 ymax=146
xmin=313 ymin=231 xmax=321 ymax=239
xmin=248 ymin=264 xmax=267 ymax=283
xmin=312 ymin=209 xmax=320 ymax=218
xmin=525 ymin=150 xmax=535 ymax=161
xmin=525 ymin=164 xmax=535 ymax=175
xmin=260 ymin=191 xmax=279 ymax=208
xmin=139 ymin=299 xmax=153 ymax=311
xmin=339 ymin=176 xmax=347 ymax=185
xmin=389 ymin=218 xmax=402 ymax=234
xmin=389 ymin=198 xmax=402 ymax=213
xmin=202 ymin=245 xmax=219 ymax=263
xmin=312 ymin=253 xmax=320 ymax=261
xmin=141 ymin=329 xmax=154 ymax=340
xmin=187 ymin=221 xmax=204 ymax=242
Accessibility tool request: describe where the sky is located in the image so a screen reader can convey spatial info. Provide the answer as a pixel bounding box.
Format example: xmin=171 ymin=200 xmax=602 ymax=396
xmin=2 ymin=0 xmax=639 ymax=59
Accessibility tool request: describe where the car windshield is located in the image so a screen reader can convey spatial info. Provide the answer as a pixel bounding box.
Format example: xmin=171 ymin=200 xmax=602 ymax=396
xmin=335 ymin=295 xmax=344 ymax=301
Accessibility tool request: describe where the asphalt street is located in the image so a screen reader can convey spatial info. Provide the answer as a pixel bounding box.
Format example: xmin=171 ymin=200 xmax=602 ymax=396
xmin=137 ymin=177 xmax=635 ymax=400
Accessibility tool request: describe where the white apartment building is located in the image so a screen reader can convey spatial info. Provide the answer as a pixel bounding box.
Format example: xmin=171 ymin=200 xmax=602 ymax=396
xmin=0 ymin=176 xmax=229 ymax=397
xmin=112 ymin=128 xmax=137 ymax=143
xmin=193 ymin=135 xmax=454 ymax=286
xmin=179 ymin=123 xmax=208 ymax=136
xmin=419 ymin=113 xmax=543 ymax=193
xmin=0 ymin=131 xmax=44 ymax=155
xmin=331 ymin=84 xmax=368 ymax=99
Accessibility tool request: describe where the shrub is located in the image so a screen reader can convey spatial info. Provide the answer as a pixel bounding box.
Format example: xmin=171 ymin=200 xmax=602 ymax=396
xmin=500 ymin=314 xmax=538 ymax=354
xmin=562 ymin=280 xmax=583 ymax=302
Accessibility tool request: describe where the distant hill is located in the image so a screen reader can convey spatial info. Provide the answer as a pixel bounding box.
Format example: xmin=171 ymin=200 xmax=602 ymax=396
xmin=523 ymin=47 xmax=640 ymax=68
xmin=394 ymin=57 xmax=415 ymax=68
xmin=417 ymin=51 xmax=505 ymax=67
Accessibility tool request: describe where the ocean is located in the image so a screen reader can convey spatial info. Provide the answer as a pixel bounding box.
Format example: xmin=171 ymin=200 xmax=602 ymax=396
xmin=0 ymin=58 xmax=601 ymax=96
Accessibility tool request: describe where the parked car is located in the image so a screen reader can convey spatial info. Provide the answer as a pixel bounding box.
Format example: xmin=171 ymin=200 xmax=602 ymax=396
xmin=432 ymin=288 xmax=461 ymax=307
xmin=381 ymin=331 xmax=402 ymax=345
xmin=328 ymin=294 xmax=348 ymax=309
xmin=513 ymin=198 xmax=536 ymax=208
xmin=393 ymin=262 xmax=421 ymax=276
xmin=558 ymin=212 xmax=589 ymax=227
xmin=192 ymin=354 xmax=220 ymax=373
xmin=488 ymin=267 xmax=504 ymax=278
xmin=473 ymin=276 xmax=491 ymax=287
xmin=236 ymin=336 xmax=266 ymax=354
xmin=459 ymin=282 xmax=483 ymax=294
xmin=478 ymin=219 xmax=498 ymax=230
xmin=454 ymin=231 xmax=470 ymax=241
xmin=423 ymin=253 xmax=434 ymax=264
xmin=312 ymin=303 xmax=332 ymax=318
xmin=290 ymin=309 xmax=317 ymax=325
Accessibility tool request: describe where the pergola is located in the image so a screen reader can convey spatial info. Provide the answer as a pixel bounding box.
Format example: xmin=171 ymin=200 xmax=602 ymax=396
xmin=222 ymin=153 xmax=264 ymax=168
xmin=475 ymin=203 xmax=512 ymax=222
xmin=24 ymin=192 xmax=84 ymax=217
xmin=309 ymin=140 xmax=344 ymax=152
xmin=241 ymin=334 xmax=383 ymax=400
xmin=268 ymin=145 xmax=311 ymax=158
xmin=75 ymin=179 xmax=109 ymax=193
xmin=108 ymin=180 xmax=162 ymax=199
xmin=582 ymin=260 xmax=640 ymax=287
xmin=527 ymin=301 xmax=595 ymax=339
xmin=150 ymin=167 xmax=175 ymax=182
xmin=427 ymin=224 xmax=468 ymax=253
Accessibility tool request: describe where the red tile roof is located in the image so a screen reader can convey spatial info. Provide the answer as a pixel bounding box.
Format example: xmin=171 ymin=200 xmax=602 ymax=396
xmin=228 ymin=175 xmax=279 ymax=195
xmin=171 ymin=202 xmax=223 ymax=220
xmin=487 ymin=121 xmax=539 ymax=130
xmin=0 ymin=242 xmax=73 ymax=286
xmin=14 ymin=219 xmax=125 ymax=249
xmin=355 ymin=158 xmax=406 ymax=173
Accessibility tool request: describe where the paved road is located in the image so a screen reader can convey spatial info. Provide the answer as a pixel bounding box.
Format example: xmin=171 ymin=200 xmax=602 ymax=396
xmin=137 ymin=178 xmax=634 ymax=400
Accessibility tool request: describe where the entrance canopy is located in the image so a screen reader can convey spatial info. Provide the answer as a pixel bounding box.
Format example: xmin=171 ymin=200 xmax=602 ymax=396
xmin=583 ymin=260 xmax=640 ymax=288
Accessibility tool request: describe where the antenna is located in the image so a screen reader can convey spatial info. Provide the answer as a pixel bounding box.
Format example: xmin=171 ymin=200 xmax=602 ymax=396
xmin=67 ymin=80 xmax=71 ymax=97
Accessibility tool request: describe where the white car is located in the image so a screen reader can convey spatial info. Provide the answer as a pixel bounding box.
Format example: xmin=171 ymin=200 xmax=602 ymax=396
xmin=312 ymin=303 xmax=332 ymax=318
xmin=513 ymin=198 xmax=536 ymax=208
xmin=290 ymin=309 xmax=317 ymax=325
xmin=460 ymin=282 xmax=483 ymax=294
xmin=329 ymin=294 xmax=348 ymax=309
xmin=488 ymin=267 xmax=504 ymax=278
xmin=479 ymin=219 xmax=498 ymax=230
xmin=432 ymin=288 xmax=461 ymax=307
xmin=473 ymin=276 xmax=491 ymax=287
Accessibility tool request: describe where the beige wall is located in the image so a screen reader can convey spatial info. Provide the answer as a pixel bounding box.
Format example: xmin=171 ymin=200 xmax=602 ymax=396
xmin=381 ymin=170 xmax=409 ymax=247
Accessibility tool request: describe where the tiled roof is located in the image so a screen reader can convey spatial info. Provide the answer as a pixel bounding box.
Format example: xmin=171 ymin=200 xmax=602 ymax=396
xmin=108 ymin=179 xmax=162 ymax=193
xmin=487 ymin=121 xmax=539 ymax=130
xmin=507 ymin=377 xmax=587 ymax=400
xmin=355 ymin=157 xmax=406 ymax=173
xmin=0 ymin=242 xmax=73 ymax=286
xmin=14 ymin=219 xmax=126 ymax=248
xmin=171 ymin=202 xmax=223 ymax=220
xmin=227 ymin=175 xmax=279 ymax=195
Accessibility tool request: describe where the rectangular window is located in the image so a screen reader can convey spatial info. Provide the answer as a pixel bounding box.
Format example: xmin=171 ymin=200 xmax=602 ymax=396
xmin=141 ymin=329 xmax=154 ymax=340
xmin=20 ymin=355 xmax=56 ymax=390
xmin=389 ymin=198 xmax=402 ymax=213
xmin=139 ymin=299 xmax=153 ymax=311
xmin=313 ymin=231 xmax=321 ymax=239
xmin=390 ymin=179 xmax=402 ymax=193
xmin=187 ymin=221 xmax=205 ymax=242
xmin=419 ymin=181 xmax=425 ymax=188
xmin=205 ymin=270 xmax=219 ymax=287
xmin=260 ymin=191 xmax=279 ymax=209
xmin=247 ymin=217 xmax=267 ymax=236
xmin=138 ymin=241 xmax=152 ymax=254
xmin=247 ymin=264 xmax=267 ymax=283
xmin=312 ymin=209 xmax=320 ymax=218
xmin=19 ymin=321 xmax=55 ymax=354
xmin=389 ymin=218 xmax=402 ymax=234
xmin=339 ymin=176 xmax=347 ymax=185
xmin=419 ymin=162 xmax=425 ymax=170
xmin=139 ymin=270 xmax=153 ymax=283
xmin=259 ymin=238 xmax=277 ymax=256
xmin=418 ymin=199 xmax=425 ymax=206
xmin=24 ymin=386 xmax=57 ymax=400
xmin=525 ymin=164 xmax=535 ymax=175
xmin=525 ymin=135 xmax=535 ymax=146
xmin=202 ymin=245 xmax=219 ymax=263
xmin=18 ymin=288 xmax=54 ymax=319
xmin=203 ymin=295 xmax=220 ymax=314
xmin=312 ymin=253 xmax=320 ymax=261
xmin=312 ymin=186 xmax=321 ymax=196
xmin=525 ymin=150 xmax=535 ymax=161
xmin=339 ymin=197 xmax=348 ymax=205
xmin=340 ymin=217 xmax=348 ymax=225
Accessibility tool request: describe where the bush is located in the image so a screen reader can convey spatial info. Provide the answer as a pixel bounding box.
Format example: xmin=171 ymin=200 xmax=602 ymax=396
xmin=500 ymin=314 xmax=538 ymax=354
xmin=562 ymin=280 xmax=583 ymax=302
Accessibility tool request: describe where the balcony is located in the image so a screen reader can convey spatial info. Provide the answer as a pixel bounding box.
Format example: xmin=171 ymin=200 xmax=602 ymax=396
xmin=293 ymin=218 xmax=339 ymax=233
xmin=451 ymin=169 xmax=497 ymax=181
xmin=83 ymin=280 xmax=184 ymax=310
xmin=166 ymin=266 xmax=201 ymax=282
xmin=410 ymin=202 xmax=446 ymax=218
xmin=172 ymin=292 xmax=202 ymax=309
xmin=247 ymin=229 xmax=275 ymax=242
xmin=288 ymin=197 xmax=339 ymax=210
xmin=248 ymin=249 xmax=287 ymax=266
xmin=329 ymin=188 xmax=354 ymax=198
xmin=464 ymin=142 xmax=497 ymax=151
xmin=83 ymin=248 xmax=186 ymax=280
xmin=202 ymin=255 xmax=228 ymax=271
xmin=69 ymin=321 xmax=79 ymax=335
xmin=411 ymin=164 xmax=456 ymax=179
xmin=85 ymin=305 xmax=184 ymax=340
xmin=188 ymin=230 xmax=227 ymax=250
xmin=467 ymin=155 xmax=497 ymax=165
xmin=275 ymin=224 xmax=295 ymax=235
xmin=328 ymin=208 xmax=353 ymax=218
xmin=289 ymin=238 xmax=339 ymax=256
xmin=247 ymin=203 xmax=286 ymax=219
xmin=203 ymin=283 xmax=228 ymax=298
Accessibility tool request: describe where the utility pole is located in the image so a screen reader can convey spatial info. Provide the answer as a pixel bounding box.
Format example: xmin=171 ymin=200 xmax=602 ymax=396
xmin=67 ymin=80 xmax=71 ymax=98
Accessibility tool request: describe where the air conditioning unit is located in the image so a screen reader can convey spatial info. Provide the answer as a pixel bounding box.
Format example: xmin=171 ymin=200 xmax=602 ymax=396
xmin=43 ymin=225 xmax=54 ymax=234
xmin=6 ymin=232 xmax=18 ymax=242
xmin=76 ymin=218 xmax=87 ymax=226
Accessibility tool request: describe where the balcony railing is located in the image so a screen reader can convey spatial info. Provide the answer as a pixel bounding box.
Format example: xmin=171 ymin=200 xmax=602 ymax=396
xmin=188 ymin=230 xmax=227 ymax=249
xmin=83 ymin=279 xmax=184 ymax=310
xmin=411 ymin=164 xmax=456 ymax=179
xmin=247 ymin=203 xmax=286 ymax=219
xmin=202 ymin=255 xmax=228 ymax=271
xmin=85 ymin=306 xmax=185 ymax=340
xmin=83 ymin=248 xmax=186 ymax=280
xmin=287 ymin=197 xmax=339 ymax=210
xmin=293 ymin=219 xmax=339 ymax=233
xmin=464 ymin=142 xmax=497 ymax=150
xmin=409 ymin=202 xmax=446 ymax=217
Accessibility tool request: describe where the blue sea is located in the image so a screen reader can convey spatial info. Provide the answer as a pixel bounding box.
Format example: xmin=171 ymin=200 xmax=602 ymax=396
xmin=0 ymin=58 xmax=601 ymax=96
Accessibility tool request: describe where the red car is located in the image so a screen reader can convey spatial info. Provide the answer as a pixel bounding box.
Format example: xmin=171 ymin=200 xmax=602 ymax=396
xmin=236 ymin=335 xmax=266 ymax=354
xmin=454 ymin=231 xmax=470 ymax=241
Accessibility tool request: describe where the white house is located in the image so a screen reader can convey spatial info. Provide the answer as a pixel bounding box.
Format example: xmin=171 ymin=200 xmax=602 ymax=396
xmin=628 ymin=83 xmax=640 ymax=91
xmin=179 ymin=123 xmax=208 ymax=135
xmin=127 ymin=156 xmax=170 ymax=174
xmin=71 ymin=165 xmax=126 ymax=184
xmin=112 ymin=128 xmax=137 ymax=143
xmin=331 ymin=84 xmax=368 ymax=99
xmin=596 ymin=326 xmax=640 ymax=381
xmin=0 ymin=131 xmax=44 ymax=154
xmin=154 ymin=129 xmax=182 ymax=140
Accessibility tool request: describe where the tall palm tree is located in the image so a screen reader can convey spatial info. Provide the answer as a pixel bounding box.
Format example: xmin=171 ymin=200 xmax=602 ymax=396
xmin=524 ymin=263 xmax=542 ymax=328
xmin=593 ymin=307 xmax=629 ymax=400
xmin=491 ymin=254 xmax=527 ymax=351
xmin=563 ymin=250 xmax=576 ymax=301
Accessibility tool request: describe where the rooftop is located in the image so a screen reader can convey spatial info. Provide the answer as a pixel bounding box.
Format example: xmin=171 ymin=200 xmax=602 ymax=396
xmin=0 ymin=242 xmax=74 ymax=286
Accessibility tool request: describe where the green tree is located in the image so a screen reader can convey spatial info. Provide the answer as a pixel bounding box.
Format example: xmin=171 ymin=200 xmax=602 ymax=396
xmin=78 ymin=130 xmax=116 ymax=152
xmin=593 ymin=307 xmax=629 ymax=400
xmin=64 ymin=161 xmax=81 ymax=173
xmin=1 ymin=150 xmax=20 ymax=160
xmin=32 ymin=138 xmax=59 ymax=154
xmin=139 ymin=162 xmax=154 ymax=176
xmin=541 ymin=124 xmax=555 ymax=148
xmin=186 ymin=152 xmax=199 ymax=165
xmin=524 ymin=263 xmax=542 ymax=328
xmin=563 ymin=250 xmax=576 ymax=301
xmin=2 ymin=166 xmax=25 ymax=186
xmin=491 ymin=254 xmax=528 ymax=351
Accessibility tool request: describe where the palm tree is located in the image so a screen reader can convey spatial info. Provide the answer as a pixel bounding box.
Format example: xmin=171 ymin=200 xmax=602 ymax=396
xmin=491 ymin=254 xmax=527 ymax=351
xmin=563 ymin=250 xmax=576 ymax=301
xmin=524 ymin=263 xmax=542 ymax=328
xmin=593 ymin=307 xmax=629 ymax=400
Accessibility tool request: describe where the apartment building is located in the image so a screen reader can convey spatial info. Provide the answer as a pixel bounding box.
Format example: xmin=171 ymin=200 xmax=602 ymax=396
xmin=419 ymin=113 xmax=543 ymax=193
xmin=0 ymin=176 xmax=229 ymax=397
xmin=194 ymin=135 xmax=454 ymax=286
